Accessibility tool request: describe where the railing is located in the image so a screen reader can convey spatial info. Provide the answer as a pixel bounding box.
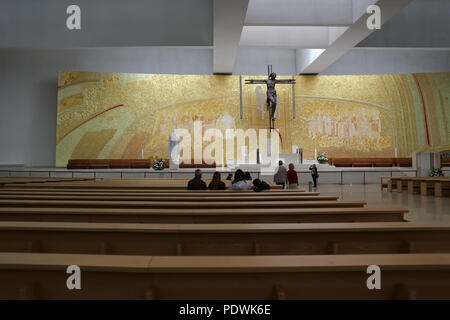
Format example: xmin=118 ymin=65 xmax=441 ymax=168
xmin=0 ymin=168 xmax=423 ymax=184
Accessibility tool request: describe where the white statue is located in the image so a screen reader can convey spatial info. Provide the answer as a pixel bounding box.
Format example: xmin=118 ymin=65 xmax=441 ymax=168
xmin=169 ymin=130 xmax=181 ymax=167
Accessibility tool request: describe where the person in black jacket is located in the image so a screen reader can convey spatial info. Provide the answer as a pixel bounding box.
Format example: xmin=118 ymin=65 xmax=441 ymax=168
xmin=252 ymin=179 xmax=271 ymax=192
xmin=187 ymin=169 xmax=207 ymax=190
xmin=309 ymin=164 xmax=319 ymax=188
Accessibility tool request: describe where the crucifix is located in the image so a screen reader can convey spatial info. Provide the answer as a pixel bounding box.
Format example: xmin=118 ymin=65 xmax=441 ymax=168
xmin=245 ymin=65 xmax=296 ymax=131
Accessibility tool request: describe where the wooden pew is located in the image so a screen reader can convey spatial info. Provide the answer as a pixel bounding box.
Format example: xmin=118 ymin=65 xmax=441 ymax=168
xmin=330 ymin=157 xmax=412 ymax=168
xmin=2 ymin=178 xmax=272 ymax=186
xmin=441 ymin=156 xmax=450 ymax=167
xmin=395 ymin=177 xmax=441 ymax=195
xmin=0 ymin=177 xmax=93 ymax=182
xmin=67 ymin=159 xmax=173 ymax=169
xmin=388 ymin=177 xmax=450 ymax=197
xmin=420 ymin=177 xmax=450 ymax=196
xmin=0 ymin=207 xmax=406 ymax=223
xmin=395 ymin=158 xmax=413 ymax=167
xmin=67 ymin=159 xmax=160 ymax=169
xmin=387 ymin=178 xmax=398 ymax=192
xmin=2 ymin=182 xmax=284 ymax=190
xmin=0 ymin=187 xmax=298 ymax=193
xmin=1 ymin=252 xmax=449 ymax=299
xmin=434 ymin=179 xmax=450 ymax=197
xmin=1 ymin=221 xmax=447 ymax=256
xmin=0 ymin=177 xmax=94 ymax=187
xmin=0 ymin=188 xmax=303 ymax=194
xmin=389 ymin=177 xmax=422 ymax=194
xmin=380 ymin=176 xmax=389 ymax=190
xmin=390 ymin=177 xmax=408 ymax=192
xmin=0 ymin=194 xmax=333 ymax=202
xmin=0 ymin=199 xmax=360 ymax=209
xmin=0 ymin=190 xmax=312 ymax=197
xmin=407 ymin=179 xmax=421 ymax=194
xmin=389 ymin=177 xmax=417 ymax=193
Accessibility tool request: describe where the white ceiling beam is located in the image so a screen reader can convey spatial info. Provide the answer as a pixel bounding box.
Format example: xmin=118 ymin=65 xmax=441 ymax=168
xmin=300 ymin=0 xmax=413 ymax=74
xmin=213 ymin=0 xmax=249 ymax=74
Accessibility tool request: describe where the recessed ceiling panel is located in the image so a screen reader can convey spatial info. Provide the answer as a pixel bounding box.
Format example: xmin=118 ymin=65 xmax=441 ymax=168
xmin=245 ymin=0 xmax=353 ymax=26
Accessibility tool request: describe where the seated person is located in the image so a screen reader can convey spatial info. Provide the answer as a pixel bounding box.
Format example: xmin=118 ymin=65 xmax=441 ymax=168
xmin=208 ymin=171 xmax=226 ymax=190
xmin=287 ymin=163 xmax=299 ymax=189
xmin=274 ymin=160 xmax=287 ymax=188
xmin=244 ymin=171 xmax=253 ymax=180
xmin=252 ymin=179 xmax=271 ymax=192
xmin=229 ymin=169 xmax=251 ymax=190
xmin=225 ymin=173 xmax=233 ymax=181
xmin=187 ymin=169 xmax=207 ymax=190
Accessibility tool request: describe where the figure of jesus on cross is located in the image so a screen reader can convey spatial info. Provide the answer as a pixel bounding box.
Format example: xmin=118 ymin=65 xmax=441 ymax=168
xmin=245 ymin=65 xmax=296 ymax=130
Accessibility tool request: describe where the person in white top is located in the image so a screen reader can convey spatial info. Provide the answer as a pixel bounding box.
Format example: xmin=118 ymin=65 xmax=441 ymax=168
xmin=229 ymin=169 xmax=252 ymax=190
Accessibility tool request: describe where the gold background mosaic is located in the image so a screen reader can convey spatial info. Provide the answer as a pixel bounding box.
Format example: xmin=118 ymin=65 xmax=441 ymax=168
xmin=56 ymin=71 xmax=450 ymax=166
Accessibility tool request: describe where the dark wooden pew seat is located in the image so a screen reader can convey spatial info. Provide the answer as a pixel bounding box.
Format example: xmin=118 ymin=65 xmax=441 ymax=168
xmin=1 ymin=252 xmax=449 ymax=299
xmin=0 ymin=206 xmax=406 ymax=223
xmin=388 ymin=177 xmax=450 ymax=197
xmin=0 ymin=194 xmax=335 ymax=202
xmin=2 ymin=182 xmax=284 ymax=190
xmin=0 ymin=199 xmax=361 ymax=209
xmin=66 ymin=159 xmax=169 ymax=169
xmin=0 ymin=190 xmax=313 ymax=197
xmin=0 ymin=221 xmax=448 ymax=256
xmin=329 ymin=157 xmax=412 ymax=167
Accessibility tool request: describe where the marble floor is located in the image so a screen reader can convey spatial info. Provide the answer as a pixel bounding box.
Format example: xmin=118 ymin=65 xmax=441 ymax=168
xmin=314 ymin=184 xmax=450 ymax=222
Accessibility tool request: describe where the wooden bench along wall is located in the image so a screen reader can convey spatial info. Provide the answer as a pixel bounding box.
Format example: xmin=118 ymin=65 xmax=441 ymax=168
xmin=179 ymin=159 xmax=216 ymax=169
xmin=1 ymin=252 xmax=449 ymax=299
xmin=1 ymin=221 xmax=447 ymax=256
xmin=380 ymin=176 xmax=410 ymax=192
xmin=67 ymin=159 xmax=169 ymax=169
xmin=0 ymin=207 xmax=406 ymax=223
xmin=67 ymin=159 xmax=218 ymax=169
xmin=329 ymin=157 xmax=412 ymax=167
xmin=387 ymin=177 xmax=450 ymax=197
xmin=441 ymin=156 xmax=450 ymax=167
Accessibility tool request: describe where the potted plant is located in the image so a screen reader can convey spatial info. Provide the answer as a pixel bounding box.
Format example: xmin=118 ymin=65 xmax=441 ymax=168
xmin=429 ymin=168 xmax=443 ymax=177
xmin=152 ymin=159 xmax=166 ymax=171
xmin=317 ymin=152 xmax=328 ymax=164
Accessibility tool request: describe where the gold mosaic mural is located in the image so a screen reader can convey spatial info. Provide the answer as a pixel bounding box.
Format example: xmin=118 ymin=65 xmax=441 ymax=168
xmin=56 ymin=71 xmax=450 ymax=166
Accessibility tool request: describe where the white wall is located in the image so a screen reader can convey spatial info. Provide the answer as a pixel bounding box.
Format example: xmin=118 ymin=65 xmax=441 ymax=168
xmin=321 ymin=49 xmax=450 ymax=75
xmin=233 ymin=48 xmax=296 ymax=75
xmin=0 ymin=0 xmax=212 ymax=48
xmin=357 ymin=0 xmax=450 ymax=48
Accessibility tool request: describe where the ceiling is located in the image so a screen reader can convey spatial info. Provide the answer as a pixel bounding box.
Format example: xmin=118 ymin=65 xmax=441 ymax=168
xmin=1 ymin=0 xmax=449 ymax=75
xmin=214 ymin=0 xmax=450 ymax=73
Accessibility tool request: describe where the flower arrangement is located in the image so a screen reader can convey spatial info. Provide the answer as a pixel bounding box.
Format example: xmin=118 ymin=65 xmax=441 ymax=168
xmin=317 ymin=152 xmax=328 ymax=164
xmin=429 ymin=168 xmax=443 ymax=177
xmin=152 ymin=159 xmax=165 ymax=171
